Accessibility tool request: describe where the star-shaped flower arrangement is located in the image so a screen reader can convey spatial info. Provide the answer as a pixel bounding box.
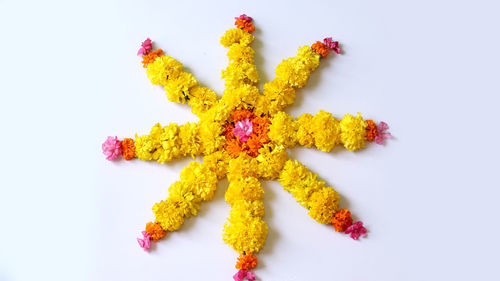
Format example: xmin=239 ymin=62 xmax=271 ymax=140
xmin=103 ymin=14 xmax=391 ymax=280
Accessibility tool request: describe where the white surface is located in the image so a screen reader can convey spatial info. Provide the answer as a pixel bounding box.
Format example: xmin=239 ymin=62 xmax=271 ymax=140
xmin=1 ymin=0 xmax=499 ymax=280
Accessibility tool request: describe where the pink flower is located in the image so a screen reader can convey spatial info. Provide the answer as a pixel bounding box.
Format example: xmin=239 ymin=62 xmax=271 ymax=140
xmin=233 ymin=118 xmax=253 ymax=142
xmin=345 ymin=221 xmax=367 ymax=240
xmin=233 ymin=269 xmax=256 ymax=281
xmin=102 ymin=136 xmax=122 ymax=161
xmin=323 ymin=37 xmax=341 ymax=54
xmin=137 ymin=38 xmax=153 ymax=56
xmin=137 ymin=231 xmax=151 ymax=250
xmin=375 ymin=121 xmax=392 ymax=145
xmin=235 ymin=14 xmax=253 ymax=22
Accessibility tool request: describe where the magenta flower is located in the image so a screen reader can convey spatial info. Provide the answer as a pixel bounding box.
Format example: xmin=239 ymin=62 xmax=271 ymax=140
xmin=102 ymin=136 xmax=122 ymax=161
xmin=233 ymin=269 xmax=256 ymax=281
xmin=323 ymin=37 xmax=341 ymax=54
xmin=345 ymin=221 xmax=367 ymax=240
xmin=137 ymin=38 xmax=153 ymax=56
xmin=137 ymin=231 xmax=151 ymax=250
xmin=375 ymin=121 xmax=392 ymax=145
xmin=233 ymin=118 xmax=253 ymax=142
xmin=235 ymin=14 xmax=253 ymax=22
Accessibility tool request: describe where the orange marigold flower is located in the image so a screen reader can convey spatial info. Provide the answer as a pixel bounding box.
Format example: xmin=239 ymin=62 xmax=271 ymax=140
xmin=226 ymin=138 xmax=244 ymax=158
xmin=246 ymin=134 xmax=263 ymax=157
xmin=365 ymin=120 xmax=378 ymax=142
xmin=121 ymin=138 xmax=135 ymax=160
xmin=232 ymin=109 xmax=254 ymax=122
xmin=251 ymin=116 xmax=271 ymax=137
xmin=236 ymin=253 xmax=258 ymax=270
xmin=223 ymin=123 xmax=236 ymax=140
xmin=235 ymin=18 xmax=256 ymax=33
xmin=311 ymin=41 xmax=330 ymax=58
xmin=142 ymin=49 xmax=164 ymax=68
xmin=145 ymin=221 xmax=167 ymax=242
xmin=331 ymin=209 xmax=353 ymax=232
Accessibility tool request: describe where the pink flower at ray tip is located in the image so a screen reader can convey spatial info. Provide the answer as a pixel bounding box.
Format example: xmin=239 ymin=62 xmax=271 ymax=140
xmin=233 ymin=269 xmax=256 ymax=281
xmin=137 ymin=230 xmax=151 ymax=250
xmin=233 ymin=118 xmax=253 ymax=142
xmin=375 ymin=121 xmax=392 ymax=145
xmin=345 ymin=221 xmax=367 ymax=240
xmin=323 ymin=37 xmax=341 ymax=54
xmin=246 ymin=271 xmax=256 ymax=281
xmin=137 ymin=38 xmax=153 ymax=56
xmin=102 ymin=136 xmax=122 ymax=161
xmin=235 ymin=14 xmax=252 ymax=22
xmin=233 ymin=269 xmax=247 ymax=281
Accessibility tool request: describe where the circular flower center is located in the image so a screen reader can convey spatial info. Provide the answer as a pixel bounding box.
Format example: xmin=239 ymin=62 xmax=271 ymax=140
xmin=233 ymin=118 xmax=253 ymax=142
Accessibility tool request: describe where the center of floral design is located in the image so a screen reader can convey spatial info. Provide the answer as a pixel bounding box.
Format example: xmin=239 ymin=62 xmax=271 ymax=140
xmin=223 ymin=109 xmax=271 ymax=158
xmin=233 ymin=118 xmax=253 ymax=142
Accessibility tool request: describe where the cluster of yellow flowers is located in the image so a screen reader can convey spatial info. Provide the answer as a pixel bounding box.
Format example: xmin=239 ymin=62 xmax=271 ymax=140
xmin=134 ymin=122 xmax=202 ymax=162
xmin=279 ymin=160 xmax=340 ymax=224
xmin=255 ymin=46 xmax=320 ymax=116
xmin=153 ymin=161 xmax=219 ymax=231
xmin=268 ymin=110 xmax=368 ymax=151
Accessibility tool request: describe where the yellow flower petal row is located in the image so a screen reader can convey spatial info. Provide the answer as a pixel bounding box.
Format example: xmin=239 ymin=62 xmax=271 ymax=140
xmin=223 ymin=172 xmax=267 ymax=254
xmin=153 ymin=158 xmax=222 ymax=231
xmin=268 ymin=110 xmax=368 ymax=151
xmin=221 ymin=144 xmax=288 ymax=253
xmin=134 ymin=122 xmax=203 ymax=163
xmin=146 ymin=54 xmax=217 ymax=116
xmin=256 ymin=46 xmax=321 ymax=116
xmin=279 ymin=159 xmax=340 ymax=224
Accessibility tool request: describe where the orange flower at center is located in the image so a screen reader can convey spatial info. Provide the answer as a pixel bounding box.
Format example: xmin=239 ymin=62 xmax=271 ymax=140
xmin=224 ymin=109 xmax=271 ymax=158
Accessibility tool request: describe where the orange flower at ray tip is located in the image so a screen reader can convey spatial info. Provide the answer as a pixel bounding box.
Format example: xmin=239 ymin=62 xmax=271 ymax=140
xmin=331 ymin=209 xmax=353 ymax=232
xmin=145 ymin=221 xmax=167 ymax=242
xmin=121 ymin=138 xmax=136 ymax=160
xmin=142 ymin=49 xmax=164 ymax=68
xmin=365 ymin=120 xmax=378 ymax=142
xmin=311 ymin=41 xmax=330 ymax=57
xmin=236 ymin=253 xmax=258 ymax=270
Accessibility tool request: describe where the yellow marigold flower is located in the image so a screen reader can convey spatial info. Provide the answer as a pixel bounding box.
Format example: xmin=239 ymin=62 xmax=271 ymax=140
xmin=187 ymin=86 xmax=217 ymax=115
xmin=225 ymin=177 xmax=264 ymax=205
xmin=311 ymin=110 xmax=341 ymax=151
xmin=227 ymin=153 xmax=259 ymax=182
xmin=203 ymin=150 xmax=231 ymax=179
xmin=275 ymin=46 xmax=320 ymax=88
xmin=268 ymin=112 xmax=297 ymax=147
xmin=146 ymin=55 xmax=183 ymax=86
xmin=178 ymin=122 xmax=202 ymax=158
xmin=221 ymin=62 xmax=259 ymax=89
xmin=198 ymin=119 xmax=225 ymax=154
xmin=308 ymin=187 xmax=340 ymax=224
xmin=180 ymin=162 xmax=218 ymax=201
xmin=220 ymin=28 xmax=254 ymax=47
xmin=295 ymin=113 xmax=315 ymax=147
xmin=222 ymin=217 xmax=268 ymax=254
xmin=167 ymin=181 xmax=202 ymax=217
xmin=153 ymin=199 xmax=185 ymax=231
xmin=227 ymin=43 xmax=255 ymax=63
xmin=256 ymin=144 xmax=288 ymax=180
xmin=164 ymin=72 xmax=198 ymax=103
xmin=229 ymin=200 xmax=265 ymax=220
xmin=296 ymin=46 xmax=321 ymax=70
xmin=261 ymin=79 xmax=296 ymax=116
xmin=340 ymin=113 xmax=367 ymax=151
xmin=279 ymin=160 xmax=326 ymax=208
xmin=221 ymin=84 xmax=260 ymax=110
xmin=158 ymin=123 xmax=181 ymax=162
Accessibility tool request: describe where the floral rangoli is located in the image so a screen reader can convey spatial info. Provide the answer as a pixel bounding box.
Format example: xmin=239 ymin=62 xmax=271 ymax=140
xmin=102 ymin=14 xmax=391 ymax=280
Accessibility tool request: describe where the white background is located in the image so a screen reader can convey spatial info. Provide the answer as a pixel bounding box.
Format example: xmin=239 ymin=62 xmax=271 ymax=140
xmin=1 ymin=0 xmax=499 ymax=280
